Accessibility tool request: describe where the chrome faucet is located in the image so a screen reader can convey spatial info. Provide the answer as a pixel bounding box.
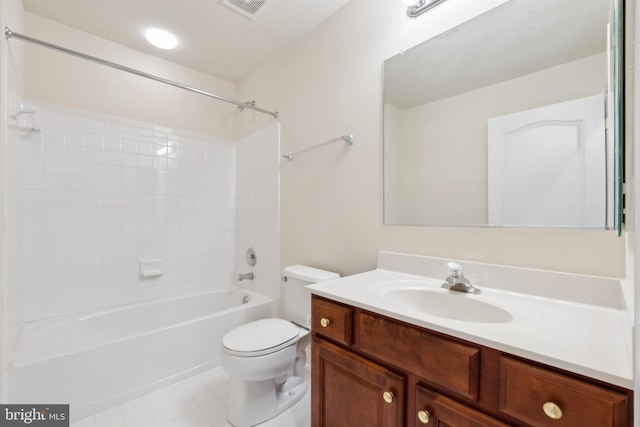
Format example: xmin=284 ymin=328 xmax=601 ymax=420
xmin=238 ymin=272 xmax=254 ymax=281
xmin=441 ymin=262 xmax=481 ymax=294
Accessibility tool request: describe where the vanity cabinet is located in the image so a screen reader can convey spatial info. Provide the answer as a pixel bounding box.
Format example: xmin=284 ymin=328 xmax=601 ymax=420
xmin=311 ymin=295 xmax=633 ymax=427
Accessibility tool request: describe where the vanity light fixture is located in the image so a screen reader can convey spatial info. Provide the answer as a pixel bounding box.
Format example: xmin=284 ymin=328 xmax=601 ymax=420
xmin=403 ymin=0 xmax=448 ymax=18
xmin=144 ymin=28 xmax=178 ymax=50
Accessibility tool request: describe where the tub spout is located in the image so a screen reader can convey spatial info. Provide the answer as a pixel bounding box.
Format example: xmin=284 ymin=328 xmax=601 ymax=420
xmin=238 ymin=272 xmax=254 ymax=281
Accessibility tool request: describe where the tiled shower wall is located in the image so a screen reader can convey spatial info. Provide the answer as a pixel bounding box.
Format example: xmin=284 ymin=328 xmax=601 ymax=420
xmin=5 ymin=102 xmax=236 ymax=324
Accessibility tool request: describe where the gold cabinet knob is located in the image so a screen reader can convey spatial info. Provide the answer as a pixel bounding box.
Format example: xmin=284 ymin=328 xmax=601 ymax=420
xmin=382 ymin=391 xmax=394 ymax=403
xmin=320 ymin=318 xmax=331 ymax=327
xmin=543 ymin=402 xmax=563 ymax=420
xmin=417 ymin=410 xmax=431 ymax=424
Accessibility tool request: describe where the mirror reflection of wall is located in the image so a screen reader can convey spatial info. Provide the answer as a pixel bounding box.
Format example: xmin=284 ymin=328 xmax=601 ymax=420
xmin=383 ymin=0 xmax=619 ymax=228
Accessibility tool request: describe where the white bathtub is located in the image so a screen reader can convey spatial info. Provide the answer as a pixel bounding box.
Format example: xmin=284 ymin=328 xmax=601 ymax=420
xmin=6 ymin=288 xmax=274 ymax=422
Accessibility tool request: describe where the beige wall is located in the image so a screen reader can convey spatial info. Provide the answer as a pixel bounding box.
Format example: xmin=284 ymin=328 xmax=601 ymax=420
xmin=238 ymin=0 xmax=625 ymax=278
xmin=10 ymin=1 xmax=628 ymax=278
xmin=23 ymin=12 xmax=239 ymax=140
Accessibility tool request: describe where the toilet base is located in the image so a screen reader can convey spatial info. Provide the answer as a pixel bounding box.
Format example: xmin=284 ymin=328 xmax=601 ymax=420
xmin=227 ymin=376 xmax=307 ymax=427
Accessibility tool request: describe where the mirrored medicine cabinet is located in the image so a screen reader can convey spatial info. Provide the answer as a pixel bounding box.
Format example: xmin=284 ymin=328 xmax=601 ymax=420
xmin=383 ymin=0 xmax=624 ymax=232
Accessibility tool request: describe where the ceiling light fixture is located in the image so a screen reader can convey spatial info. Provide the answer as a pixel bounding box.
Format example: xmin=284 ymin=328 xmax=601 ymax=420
xmin=145 ymin=28 xmax=178 ymax=50
xmin=404 ymin=0 xmax=448 ymax=18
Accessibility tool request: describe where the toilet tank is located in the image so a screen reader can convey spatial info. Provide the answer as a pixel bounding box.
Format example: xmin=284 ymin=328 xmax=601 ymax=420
xmin=283 ymin=265 xmax=340 ymax=328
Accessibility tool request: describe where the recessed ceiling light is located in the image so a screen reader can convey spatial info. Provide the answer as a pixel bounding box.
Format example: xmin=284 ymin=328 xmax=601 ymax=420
xmin=145 ymin=28 xmax=178 ymax=50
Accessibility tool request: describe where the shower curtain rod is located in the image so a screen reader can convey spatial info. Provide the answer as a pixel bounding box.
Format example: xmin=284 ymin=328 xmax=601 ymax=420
xmin=4 ymin=27 xmax=279 ymax=119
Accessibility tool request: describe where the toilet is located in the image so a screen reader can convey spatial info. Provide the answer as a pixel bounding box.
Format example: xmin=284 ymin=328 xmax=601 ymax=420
xmin=220 ymin=265 xmax=340 ymax=427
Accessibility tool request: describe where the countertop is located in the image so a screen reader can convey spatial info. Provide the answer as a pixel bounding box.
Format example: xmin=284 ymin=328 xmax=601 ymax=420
xmin=308 ymin=268 xmax=633 ymax=389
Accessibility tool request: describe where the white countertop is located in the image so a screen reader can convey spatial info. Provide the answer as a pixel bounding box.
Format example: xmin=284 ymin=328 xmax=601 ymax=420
xmin=308 ymin=268 xmax=633 ymax=389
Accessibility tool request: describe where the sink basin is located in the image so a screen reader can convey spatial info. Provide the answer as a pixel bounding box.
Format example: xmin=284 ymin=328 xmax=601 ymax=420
xmin=375 ymin=282 xmax=513 ymax=324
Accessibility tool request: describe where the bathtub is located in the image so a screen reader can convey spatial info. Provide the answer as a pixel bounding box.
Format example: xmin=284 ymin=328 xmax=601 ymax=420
xmin=6 ymin=288 xmax=274 ymax=422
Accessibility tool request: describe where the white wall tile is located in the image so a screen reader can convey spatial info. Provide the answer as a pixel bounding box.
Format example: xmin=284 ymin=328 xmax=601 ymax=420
xmin=5 ymin=102 xmax=237 ymax=324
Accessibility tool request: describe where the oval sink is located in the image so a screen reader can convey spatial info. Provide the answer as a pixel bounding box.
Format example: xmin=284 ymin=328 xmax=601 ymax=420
xmin=378 ymin=285 xmax=513 ymax=324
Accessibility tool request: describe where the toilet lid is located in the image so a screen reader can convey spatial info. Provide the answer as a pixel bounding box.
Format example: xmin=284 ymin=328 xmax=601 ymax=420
xmin=222 ymin=318 xmax=300 ymax=355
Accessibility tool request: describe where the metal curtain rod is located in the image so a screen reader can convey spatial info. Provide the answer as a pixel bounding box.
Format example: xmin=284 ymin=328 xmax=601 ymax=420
xmin=4 ymin=27 xmax=279 ymax=119
xmin=282 ymin=134 xmax=354 ymax=161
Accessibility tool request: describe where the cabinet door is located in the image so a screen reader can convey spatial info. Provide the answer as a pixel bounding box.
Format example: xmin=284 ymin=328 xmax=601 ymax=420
xmin=312 ymin=337 xmax=405 ymax=427
xmin=415 ymin=385 xmax=509 ymax=427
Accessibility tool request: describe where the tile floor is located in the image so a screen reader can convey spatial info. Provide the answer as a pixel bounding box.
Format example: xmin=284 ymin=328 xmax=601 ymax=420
xmin=71 ymin=367 xmax=311 ymax=427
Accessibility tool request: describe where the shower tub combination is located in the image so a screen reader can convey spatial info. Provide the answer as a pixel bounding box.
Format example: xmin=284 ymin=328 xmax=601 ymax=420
xmin=7 ymin=288 xmax=274 ymax=422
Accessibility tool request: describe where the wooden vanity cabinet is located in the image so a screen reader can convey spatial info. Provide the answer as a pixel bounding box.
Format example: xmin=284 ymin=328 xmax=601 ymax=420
xmin=311 ymin=295 xmax=633 ymax=427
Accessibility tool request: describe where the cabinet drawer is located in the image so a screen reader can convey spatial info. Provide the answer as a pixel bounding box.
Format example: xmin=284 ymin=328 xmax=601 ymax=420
xmin=499 ymin=357 xmax=628 ymax=427
xmin=311 ymin=296 xmax=353 ymax=346
xmin=355 ymin=310 xmax=480 ymax=401
xmin=416 ymin=385 xmax=509 ymax=427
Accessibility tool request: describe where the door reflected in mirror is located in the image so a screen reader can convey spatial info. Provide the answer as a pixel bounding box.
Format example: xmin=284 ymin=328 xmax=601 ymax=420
xmin=383 ymin=0 xmax=623 ymax=228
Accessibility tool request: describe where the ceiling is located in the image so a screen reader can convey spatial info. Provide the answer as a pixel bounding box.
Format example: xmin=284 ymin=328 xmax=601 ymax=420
xmin=22 ymin=0 xmax=352 ymax=83
xmin=384 ymin=0 xmax=609 ymax=109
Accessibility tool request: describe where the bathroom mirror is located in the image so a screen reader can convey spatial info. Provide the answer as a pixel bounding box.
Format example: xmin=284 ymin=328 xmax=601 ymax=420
xmin=383 ymin=0 xmax=624 ymax=230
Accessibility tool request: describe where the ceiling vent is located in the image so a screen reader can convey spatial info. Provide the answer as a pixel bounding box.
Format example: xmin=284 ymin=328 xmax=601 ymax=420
xmin=222 ymin=0 xmax=269 ymax=19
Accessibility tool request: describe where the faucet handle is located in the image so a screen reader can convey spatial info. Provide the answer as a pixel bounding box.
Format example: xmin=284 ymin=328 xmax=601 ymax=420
xmin=447 ymin=262 xmax=462 ymax=278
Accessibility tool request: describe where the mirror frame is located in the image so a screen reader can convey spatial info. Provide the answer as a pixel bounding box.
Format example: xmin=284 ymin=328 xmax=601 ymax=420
xmin=612 ymin=0 xmax=625 ymax=235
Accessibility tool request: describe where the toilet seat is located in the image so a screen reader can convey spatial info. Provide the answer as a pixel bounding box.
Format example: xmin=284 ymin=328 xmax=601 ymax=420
xmin=222 ymin=318 xmax=300 ymax=357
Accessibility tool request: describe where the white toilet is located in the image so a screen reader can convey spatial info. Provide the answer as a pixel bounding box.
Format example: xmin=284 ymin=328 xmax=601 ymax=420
xmin=221 ymin=265 xmax=340 ymax=427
